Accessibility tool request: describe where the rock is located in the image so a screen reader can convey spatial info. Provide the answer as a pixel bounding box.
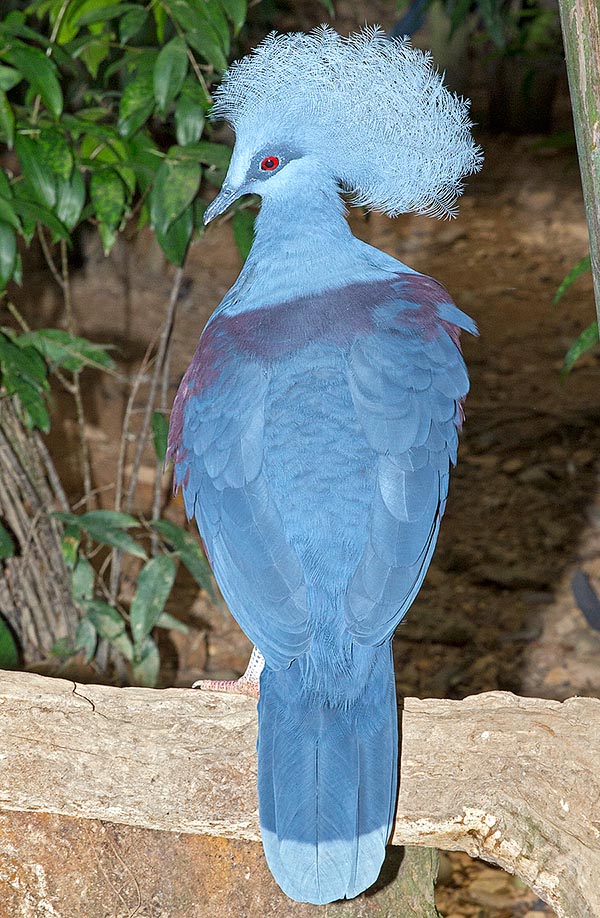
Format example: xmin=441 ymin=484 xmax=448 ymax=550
xmin=468 ymin=867 xmax=519 ymax=908
xmin=502 ymin=457 xmax=525 ymax=474
xmin=475 ymin=564 xmax=552 ymax=589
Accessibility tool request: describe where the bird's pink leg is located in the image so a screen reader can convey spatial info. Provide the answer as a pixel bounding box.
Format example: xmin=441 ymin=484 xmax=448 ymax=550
xmin=192 ymin=645 xmax=264 ymax=699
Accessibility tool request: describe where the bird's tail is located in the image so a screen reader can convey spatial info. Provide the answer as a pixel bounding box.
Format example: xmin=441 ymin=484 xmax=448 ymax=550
xmin=257 ymin=642 xmax=398 ymax=905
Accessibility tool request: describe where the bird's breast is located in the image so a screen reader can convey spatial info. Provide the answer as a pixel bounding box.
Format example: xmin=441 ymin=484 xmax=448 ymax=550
xmin=212 ymin=278 xmax=401 ymax=362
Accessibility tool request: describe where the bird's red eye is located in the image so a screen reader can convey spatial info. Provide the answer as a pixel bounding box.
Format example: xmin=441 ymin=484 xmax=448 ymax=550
xmin=260 ymin=156 xmax=280 ymax=171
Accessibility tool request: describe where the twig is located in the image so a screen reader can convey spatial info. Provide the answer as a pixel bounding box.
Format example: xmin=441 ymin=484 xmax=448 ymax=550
xmin=34 ymin=434 xmax=71 ymax=513
xmin=37 ymin=227 xmax=65 ymax=291
xmin=59 ymin=239 xmax=94 ymax=511
xmin=5 ymin=300 xmax=31 ymax=333
xmin=109 ymin=339 xmax=157 ymax=600
xmin=159 ymin=0 xmax=211 ymax=100
xmin=124 ymin=265 xmax=183 ymax=516
xmin=150 ymin=344 xmax=173 ymax=553
xmin=71 ymin=482 xmax=115 ymax=511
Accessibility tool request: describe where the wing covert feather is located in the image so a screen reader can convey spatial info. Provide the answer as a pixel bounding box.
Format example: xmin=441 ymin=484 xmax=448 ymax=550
xmin=171 ymin=344 xmax=310 ymax=670
xmin=345 ymin=292 xmax=474 ymax=644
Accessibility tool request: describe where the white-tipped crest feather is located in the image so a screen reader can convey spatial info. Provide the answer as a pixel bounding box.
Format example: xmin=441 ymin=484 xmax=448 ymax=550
xmin=212 ymin=26 xmax=483 ymax=218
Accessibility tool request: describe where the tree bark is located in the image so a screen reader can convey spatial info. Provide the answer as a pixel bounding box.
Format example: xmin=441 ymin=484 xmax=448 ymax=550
xmin=0 ymin=400 xmax=80 ymax=662
xmin=1 ymin=672 xmax=598 ymax=915
xmin=558 ymin=0 xmax=600 ymax=325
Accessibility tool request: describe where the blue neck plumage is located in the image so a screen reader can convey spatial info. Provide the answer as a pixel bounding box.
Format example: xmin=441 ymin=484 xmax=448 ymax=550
xmin=218 ymin=181 xmax=386 ymax=314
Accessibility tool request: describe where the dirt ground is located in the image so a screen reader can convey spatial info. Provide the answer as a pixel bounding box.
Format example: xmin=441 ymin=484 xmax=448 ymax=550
xmin=11 ymin=67 xmax=600 ymax=918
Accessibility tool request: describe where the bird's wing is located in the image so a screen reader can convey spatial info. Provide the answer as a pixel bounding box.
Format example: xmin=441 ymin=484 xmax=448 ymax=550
xmin=345 ymin=280 xmax=476 ymax=644
xmin=169 ymin=334 xmax=310 ymax=670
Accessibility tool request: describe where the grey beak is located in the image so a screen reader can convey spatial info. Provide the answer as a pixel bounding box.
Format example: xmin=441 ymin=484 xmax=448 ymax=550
xmin=203 ymin=184 xmax=241 ymax=225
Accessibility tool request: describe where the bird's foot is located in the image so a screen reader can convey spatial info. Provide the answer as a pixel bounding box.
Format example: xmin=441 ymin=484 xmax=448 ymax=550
xmin=192 ymin=646 xmax=264 ymax=699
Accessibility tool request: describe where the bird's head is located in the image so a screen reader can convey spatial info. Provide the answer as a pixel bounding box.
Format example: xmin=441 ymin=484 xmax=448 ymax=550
xmin=204 ymin=26 xmax=483 ymax=226
xmin=204 ymin=142 xmax=329 ymax=224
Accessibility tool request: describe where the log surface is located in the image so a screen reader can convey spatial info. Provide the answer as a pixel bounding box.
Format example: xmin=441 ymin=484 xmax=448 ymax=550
xmin=1 ymin=670 xmax=599 ymax=916
xmin=398 ymin=692 xmax=600 ymax=918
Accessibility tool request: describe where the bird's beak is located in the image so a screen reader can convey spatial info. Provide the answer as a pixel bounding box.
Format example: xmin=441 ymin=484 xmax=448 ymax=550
xmin=203 ymin=183 xmax=241 ymax=225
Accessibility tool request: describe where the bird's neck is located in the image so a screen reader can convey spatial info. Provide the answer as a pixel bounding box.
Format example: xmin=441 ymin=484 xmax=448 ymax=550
xmin=226 ymin=185 xmax=378 ymax=310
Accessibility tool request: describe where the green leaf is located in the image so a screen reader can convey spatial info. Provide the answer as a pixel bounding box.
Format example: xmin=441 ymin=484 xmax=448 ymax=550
xmin=154 ymin=202 xmax=193 ymax=266
xmin=84 ymin=599 xmax=126 ymax=640
xmin=51 ymin=637 xmax=75 ymax=659
xmin=128 ymin=136 xmax=161 ymax=196
xmin=55 ymin=0 xmax=121 ymax=42
xmin=90 ymin=168 xmax=127 ymax=254
xmin=0 ymin=520 xmax=15 ymax=559
xmin=11 ymin=196 xmax=69 ymax=242
xmin=561 ymin=321 xmax=599 ymax=378
xmin=0 ymin=169 xmax=13 ymax=199
xmin=156 ymin=611 xmax=189 ymax=634
xmin=12 ymin=379 xmax=51 ymax=431
xmin=118 ymin=70 xmax=155 ymax=138
xmin=0 ymin=90 xmax=15 ymax=148
xmin=75 ymin=2 xmax=141 ymax=27
xmin=554 ymin=255 xmax=592 ymax=304
xmin=449 ymin=0 xmax=471 ymax=37
xmin=153 ymin=2 xmax=167 ymax=42
xmin=0 ymin=195 xmax=22 ymax=232
xmin=185 ymin=29 xmax=228 ymax=72
xmin=19 ymin=328 xmax=115 ymax=373
xmin=55 ymin=170 xmax=86 ymax=231
xmin=151 ymin=410 xmax=169 ymax=463
xmin=3 ymin=42 xmax=63 ymax=117
xmin=232 ymin=209 xmax=255 ymax=262
xmin=71 ymin=555 xmax=95 ymax=602
xmin=0 ymin=353 xmax=50 ymax=431
xmin=61 ymin=523 xmax=81 ymax=567
xmin=0 ymin=65 xmax=22 ymax=92
xmin=152 ymin=518 xmax=215 ymax=598
xmin=203 ymin=0 xmax=230 ymax=52
xmin=0 ymin=330 xmax=49 ymax=388
xmin=193 ymin=197 xmax=206 ymax=231
xmin=0 ymin=222 xmax=17 ymax=289
xmin=0 ymin=615 xmax=19 ymax=670
xmin=68 ymin=509 xmax=140 ymax=529
xmin=150 ymin=158 xmax=201 ymax=235
xmin=132 ymin=634 xmax=160 ymax=686
xmin=14 ymin=133 xmax=56 ymax=208
xmin=174 ymin=141 xmax=231 ymax=169
xmin=219 ymin=0 xmax=246 ymax=34
xmin=74 ymin=617 xmax=97 ymax=662
xmin=179 ymin=74 xmax=212 ymax=112
xmin=80 ymin=131 xmax=135 ymax=194
xmin=175 ymin=93 xmax=205 ymax=147
xmin=111 ymin=632 xmax=134 ymax=660
xmin=38 ymin=127 xmax=73 ymax=181
xmin=12 ymin=252 xmax=22 ymax=287
xmin=130 ymin=555 xmax=177 ymax=643
xmin=119 ymin=6 xmax=148 ymax=42
xmin=477 ymin=0 xmax=506 ymax=47
xmin=55 ymin=510 xmax=147 ymax=559
xmin=154 ymin=36 xmax=188 ymax=114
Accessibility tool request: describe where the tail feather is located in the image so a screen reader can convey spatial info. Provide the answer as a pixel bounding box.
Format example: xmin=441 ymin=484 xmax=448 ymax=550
xmin=257 ymin=643 xmax=397 ymax=905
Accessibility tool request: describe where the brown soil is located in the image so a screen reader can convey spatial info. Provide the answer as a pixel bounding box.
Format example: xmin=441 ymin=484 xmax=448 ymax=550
xmin=11 ymin=124 xmax=600 ymax=917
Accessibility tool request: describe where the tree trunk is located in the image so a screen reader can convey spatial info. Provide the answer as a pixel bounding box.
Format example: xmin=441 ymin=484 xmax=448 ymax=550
xmin=0 ymin=399 xmax=80 ymax=662
xmin=558 ymin=0 xmax=600 ymax=325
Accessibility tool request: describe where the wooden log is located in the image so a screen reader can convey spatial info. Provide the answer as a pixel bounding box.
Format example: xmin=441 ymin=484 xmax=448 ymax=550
xmin=397 ymin=692 xmax=600 ymax=918
xmin=1 ymin=670 xmax=599 ymax=916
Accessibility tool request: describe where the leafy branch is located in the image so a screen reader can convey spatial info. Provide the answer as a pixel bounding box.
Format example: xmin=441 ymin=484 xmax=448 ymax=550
xmin=0 ymin=0 xmax=251 ymax=681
